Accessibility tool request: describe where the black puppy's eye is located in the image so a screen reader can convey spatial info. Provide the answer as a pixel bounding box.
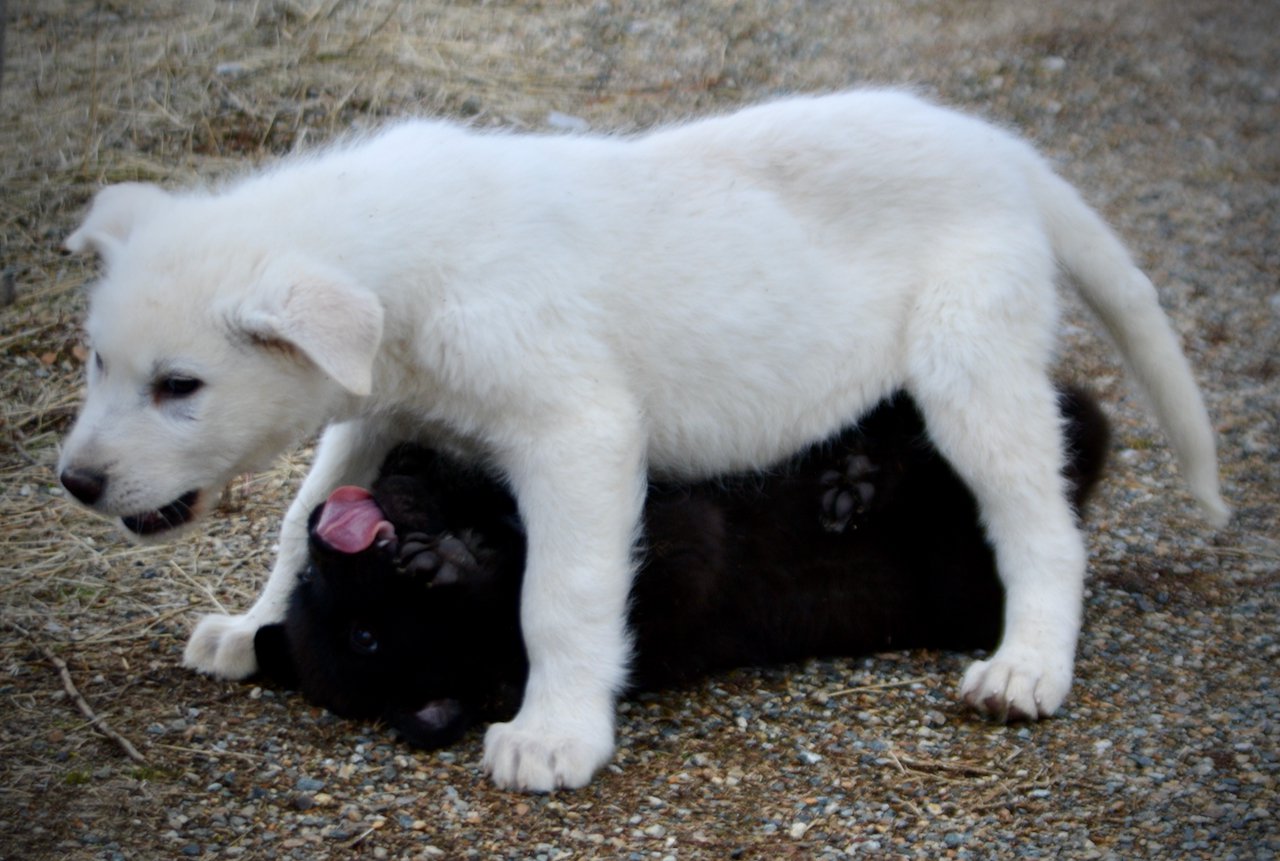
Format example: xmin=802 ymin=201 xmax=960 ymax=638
xmin=156 ymin=376 xmax=203 ymax=399
xmin=349 ymin=626 xmax=379 ymax=656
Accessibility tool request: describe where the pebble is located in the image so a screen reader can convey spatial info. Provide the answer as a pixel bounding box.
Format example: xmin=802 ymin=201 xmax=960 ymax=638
xmin=546 ymin=111 xmax=590 ymax=132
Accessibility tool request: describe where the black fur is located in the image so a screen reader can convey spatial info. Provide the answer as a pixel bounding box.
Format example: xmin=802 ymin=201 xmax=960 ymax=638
xmin=255 ymin=386 xmax=1108 ymax=749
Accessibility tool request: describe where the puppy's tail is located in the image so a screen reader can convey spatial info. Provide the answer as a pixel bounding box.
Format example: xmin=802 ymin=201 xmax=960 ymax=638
xmin=1031 ymin=164 xmax=1230 ymax=527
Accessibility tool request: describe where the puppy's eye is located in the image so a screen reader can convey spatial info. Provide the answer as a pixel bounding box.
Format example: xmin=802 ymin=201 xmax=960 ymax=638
xmin=156 ymin=376 xmax=204 ymax=399
xmin=94 ymin=351 xmax=104 ymax=373
xmin=349 ymin=626 xmax=379 ymax=656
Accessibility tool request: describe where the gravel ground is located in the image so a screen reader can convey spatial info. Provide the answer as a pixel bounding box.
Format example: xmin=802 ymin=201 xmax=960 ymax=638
xmin=1 ymin=1 xmax=1276 ymax=859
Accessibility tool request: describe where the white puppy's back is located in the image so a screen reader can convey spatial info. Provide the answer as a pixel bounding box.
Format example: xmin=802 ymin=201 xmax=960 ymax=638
xmin=170 ymin=93 xmax=1052 ymax=470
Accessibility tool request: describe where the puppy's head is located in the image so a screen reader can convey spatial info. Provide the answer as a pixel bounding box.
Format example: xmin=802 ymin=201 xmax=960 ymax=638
xmin=255 ymin=450 xmax=526 ymax=749
xmin=57 ymin=182 xmax=384 ymax=540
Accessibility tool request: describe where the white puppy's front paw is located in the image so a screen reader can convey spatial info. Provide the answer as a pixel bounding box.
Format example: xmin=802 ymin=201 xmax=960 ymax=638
xmin=183 ymin=613 xmax=262 ymax=680
xmin=483 ymin=712 xmax=615 ymax=793
xmin=959 ymin=647 xmax=1073 ymax=722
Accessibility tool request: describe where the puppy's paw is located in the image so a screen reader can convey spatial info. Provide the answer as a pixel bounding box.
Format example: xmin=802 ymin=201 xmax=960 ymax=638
xmin=183 ymin=613 xmax=262 ymax=680
xmin=397 ymin=531 xmax=478 ymax=586
xmin=959 ymin=647 xmax=1073 ymax=722
xmin=819 ymin=453 xmax=878 ymax=533
xmin=483 ymin=711 xmax=614 ymax=793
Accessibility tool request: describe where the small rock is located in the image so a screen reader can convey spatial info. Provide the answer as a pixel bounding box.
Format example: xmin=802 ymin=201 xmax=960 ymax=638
xmin=546 ymin=111 xmax=590 ymax=133
xmin=1040 ymin=55 xmax=1067 ymax=74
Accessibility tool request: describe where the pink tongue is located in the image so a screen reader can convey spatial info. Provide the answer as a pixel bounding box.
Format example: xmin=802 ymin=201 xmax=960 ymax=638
xmin=316 ymin=486 xmax=395 ymax=553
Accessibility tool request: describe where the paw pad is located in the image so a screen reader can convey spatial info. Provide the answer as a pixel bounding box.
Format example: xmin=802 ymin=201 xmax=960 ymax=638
xmin=397 ymin=533 xmax=478 ymax=585
xmin=819 ymin=453 xmax=878 ymax=533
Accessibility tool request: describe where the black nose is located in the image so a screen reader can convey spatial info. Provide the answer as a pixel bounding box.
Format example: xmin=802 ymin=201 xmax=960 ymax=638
xmin=61 ymin=468 xmax=107 ymax=506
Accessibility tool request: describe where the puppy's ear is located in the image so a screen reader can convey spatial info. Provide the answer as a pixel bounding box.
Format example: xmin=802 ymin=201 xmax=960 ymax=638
xmin=253 ymin=624 xmax=300 ymax=688
xmin=66 ymin=183 xmax=172 ymax=260
xmin=236 ymin=256 xmax=385 ymax=396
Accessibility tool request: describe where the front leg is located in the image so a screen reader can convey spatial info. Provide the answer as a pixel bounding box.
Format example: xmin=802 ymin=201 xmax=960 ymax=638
xmin=183 ymin=418 xmax=393 ymax=679
xmin=482 ymin=408 xmax=646 ymax=792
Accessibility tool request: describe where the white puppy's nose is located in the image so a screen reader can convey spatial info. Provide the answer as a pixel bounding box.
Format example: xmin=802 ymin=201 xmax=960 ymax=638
xmin=60 ymin=468 xmax=107 ymax=506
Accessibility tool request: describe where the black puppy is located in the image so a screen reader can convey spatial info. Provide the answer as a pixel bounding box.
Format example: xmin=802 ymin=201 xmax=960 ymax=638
xmin=256 ymin=387 xmax=1108 ymax=748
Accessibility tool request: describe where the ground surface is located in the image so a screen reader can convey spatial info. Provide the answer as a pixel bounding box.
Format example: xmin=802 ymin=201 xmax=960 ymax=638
xmin=0 ymin=1 xmax=1277 ymax=859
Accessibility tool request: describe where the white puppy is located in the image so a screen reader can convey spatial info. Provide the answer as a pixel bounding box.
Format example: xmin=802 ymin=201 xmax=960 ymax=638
xmin=58 ymin=89 xmax=1227 ymax=792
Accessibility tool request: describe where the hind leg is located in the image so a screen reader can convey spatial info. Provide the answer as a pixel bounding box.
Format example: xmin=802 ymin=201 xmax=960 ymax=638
xmin=907 ymin=290 xmax=1084 ymax=720
xmin=917 ymin=372 xmax=1083 ymax=719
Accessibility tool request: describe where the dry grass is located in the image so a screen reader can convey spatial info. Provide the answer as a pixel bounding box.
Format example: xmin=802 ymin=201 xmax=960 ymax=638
xmin=2 ymin=1 xmax=1277 ymax=859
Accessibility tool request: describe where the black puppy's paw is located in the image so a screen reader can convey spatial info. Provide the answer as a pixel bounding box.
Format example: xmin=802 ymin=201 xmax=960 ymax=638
xmin=819 ymin=453 xmax=878 ymax=533
xmin=389 ymin=698 xmax=473 ymax=750
xmin=396 ymin=532 xmax=479 ymax=586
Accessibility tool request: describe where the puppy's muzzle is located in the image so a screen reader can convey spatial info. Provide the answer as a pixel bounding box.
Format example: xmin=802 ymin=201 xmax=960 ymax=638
xmin=59 ymin=465 xmax=202 ymax=536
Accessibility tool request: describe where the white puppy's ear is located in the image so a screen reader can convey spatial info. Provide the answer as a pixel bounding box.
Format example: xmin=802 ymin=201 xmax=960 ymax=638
xmin=66 ymin=183 xmax=172 ymax=259
xmin=237 ymin=257 xmax=385 ymax=397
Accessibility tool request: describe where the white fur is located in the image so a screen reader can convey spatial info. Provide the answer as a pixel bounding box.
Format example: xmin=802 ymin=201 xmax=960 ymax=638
xmin=58 ymin=89 xmax=1228 ymax=792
